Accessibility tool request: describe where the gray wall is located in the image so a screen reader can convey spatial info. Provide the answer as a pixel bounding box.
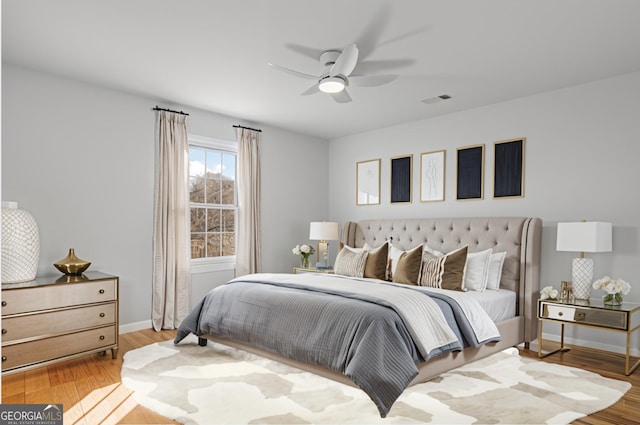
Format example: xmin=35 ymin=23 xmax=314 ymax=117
xmin=4 ymin=63 xmax=640 ymax=354
xmin=1 ymin=65 xmax=328 ymax=328
xmin=328 ymin=71 xmax=640 ymax=354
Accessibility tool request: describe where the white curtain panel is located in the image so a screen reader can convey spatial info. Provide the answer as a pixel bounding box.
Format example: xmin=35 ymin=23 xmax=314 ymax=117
xmin=235 ymin=128 xmax=262 ymax=276
xmin=152 ymin=111 xmax=191 ymax=331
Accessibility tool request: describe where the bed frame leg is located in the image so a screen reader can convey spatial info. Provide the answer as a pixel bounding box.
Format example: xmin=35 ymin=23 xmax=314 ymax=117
xmin=198 ymin=337 xmax=208 ymax=347
xmin=524 ymin=342 xmax=530 ymax=350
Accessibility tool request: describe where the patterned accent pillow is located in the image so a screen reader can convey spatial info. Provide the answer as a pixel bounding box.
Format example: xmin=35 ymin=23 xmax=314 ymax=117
xmin=334 ymin=246 xmax=368 ymax=278
xmin=419 ymin=245 xmax=469 ymax=291
xmin=419 ymin=251 xmax=444 ymax=288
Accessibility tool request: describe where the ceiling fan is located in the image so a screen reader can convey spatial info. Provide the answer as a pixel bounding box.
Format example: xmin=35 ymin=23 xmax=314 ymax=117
xmin=268 ymin=44 xmax=395 ymax=103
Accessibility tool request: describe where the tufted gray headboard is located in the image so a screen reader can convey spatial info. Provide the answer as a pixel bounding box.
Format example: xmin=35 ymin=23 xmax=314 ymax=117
xmin=340 ymin=217 xmax=542 ymax=343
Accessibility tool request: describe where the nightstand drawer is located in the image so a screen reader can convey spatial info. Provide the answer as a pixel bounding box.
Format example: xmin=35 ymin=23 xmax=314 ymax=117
xmin=540 ymin=302 xmax=627 ymax=330
xmin=546 ymin=305 xmax=576 ymax=321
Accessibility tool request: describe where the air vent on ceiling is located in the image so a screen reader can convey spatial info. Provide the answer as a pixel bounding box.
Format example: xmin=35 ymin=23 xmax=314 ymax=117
xmin=421 ymin=94 xmax=452 ymax=104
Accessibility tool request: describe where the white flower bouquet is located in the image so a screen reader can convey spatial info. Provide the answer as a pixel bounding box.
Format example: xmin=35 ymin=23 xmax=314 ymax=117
xmin=292 ymin=244 xmax=316 ymax=268
xmin=593 ymin=276 xmax=631 ymax=305
xmin=540 ymin=285 xmax=559 ymax=300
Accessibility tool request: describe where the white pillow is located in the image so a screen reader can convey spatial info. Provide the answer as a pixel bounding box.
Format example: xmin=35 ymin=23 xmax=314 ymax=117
xmin=486 ymin=251 xmax=507 ymax=290
xmin=343 ymin=244 xmax=364 ymax=253
xmin=463 ymin=248 xmax=492 ymax=291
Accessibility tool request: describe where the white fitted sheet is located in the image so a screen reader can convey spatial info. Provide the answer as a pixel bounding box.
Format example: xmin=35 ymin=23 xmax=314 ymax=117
xmin=460 ymin=289 xmax=517 ymax=323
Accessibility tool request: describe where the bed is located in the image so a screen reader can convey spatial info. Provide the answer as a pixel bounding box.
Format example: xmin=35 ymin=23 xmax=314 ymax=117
xmin=175 ymin=216 xmax=542 ymax=417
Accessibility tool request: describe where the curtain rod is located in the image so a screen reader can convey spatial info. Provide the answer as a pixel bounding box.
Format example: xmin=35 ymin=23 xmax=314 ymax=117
xmin=233 ymin=124 xmax=262 ymax=133
xmin=153 ymin=106 xmax=189 ymax=116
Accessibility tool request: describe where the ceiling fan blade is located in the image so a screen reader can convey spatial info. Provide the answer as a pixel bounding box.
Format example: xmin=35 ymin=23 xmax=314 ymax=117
xmin=301 ymin=82 xmax=320 ymax=96
xmin=267 ymin=63 xmax=319 ymax=80
xmin=330 ymin=44 xmax=359 ymax=77
xmin=349 ymin=74 xmax=398 ymax=87
xmin=330 ymin=89 xmax=352 ymax=103
xmin=354 ymin=59 xmax=416 ymax=75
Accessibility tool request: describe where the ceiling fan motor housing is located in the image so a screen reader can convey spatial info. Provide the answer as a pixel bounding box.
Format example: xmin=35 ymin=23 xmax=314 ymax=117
xmin=320 ymin=50 xmax=341 ymax=67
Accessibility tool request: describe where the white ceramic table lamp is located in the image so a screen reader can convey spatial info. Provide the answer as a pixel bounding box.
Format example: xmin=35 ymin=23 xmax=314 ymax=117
xmin=309 ymin=221 xmax=339 ymax=269
xmin=556 ymin=221 xmax=612 ymax=299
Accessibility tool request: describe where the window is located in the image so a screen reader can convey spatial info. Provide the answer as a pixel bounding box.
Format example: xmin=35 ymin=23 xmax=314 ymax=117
xmin=188 ymin=135 xmax=237 ymax=269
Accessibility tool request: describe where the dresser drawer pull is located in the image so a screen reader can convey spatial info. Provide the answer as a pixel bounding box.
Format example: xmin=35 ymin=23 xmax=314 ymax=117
xmin=1 ymin=329 xmax=6 ymax=334
xmin=99 ymin=289 xmax=105 ymax=294
xmin=100 ymin=313 xmax=105 ymax=318
xmin=558 ymin=311 xmax=563 ymax=317
xmin=99 ymin=335 xmax=105 ymax=341
xmin=1 ymin=301 xmax=6 ymax=307
xmin=2 ymin=356 xmax=6 ymax=362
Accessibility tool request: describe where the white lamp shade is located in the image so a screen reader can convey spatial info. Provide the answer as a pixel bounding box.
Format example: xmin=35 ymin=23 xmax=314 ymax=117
xmin=309 ymin=222 xmax=339 ymax=241
xmin=556 ymin=222 xmax=612 ymax=253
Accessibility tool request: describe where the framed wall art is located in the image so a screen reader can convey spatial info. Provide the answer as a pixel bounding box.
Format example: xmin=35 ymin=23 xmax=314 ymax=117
xmin=493 ymin=137 xmax=525 ymax=198
xmin=420 ymin=149 xmax=446 ymax=202
xmin=356 ymin=158 xmax=381 ymax=205
xmin=390 ymin=155 xmax=412 ymax=204
xmin=456 ymin=144 xmax=484 ymax=200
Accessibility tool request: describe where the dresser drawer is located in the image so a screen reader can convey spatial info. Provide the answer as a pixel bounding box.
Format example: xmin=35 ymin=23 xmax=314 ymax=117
xmin=2 ymin=303 xmax=116 ymax=342
xmin=1 ymin=279 xmax=116 ymax=315
xmin=1 ymin=325 xmax=117 ymax=371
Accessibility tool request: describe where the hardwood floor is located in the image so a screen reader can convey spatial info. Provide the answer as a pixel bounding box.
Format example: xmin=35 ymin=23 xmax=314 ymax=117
xmin=1 ymin=328 xmax=179 ymax=425
xmin=2 ymin=330 xmax=638 ymax=424
xmin=519 ymin=343 xmax=640 ymax=425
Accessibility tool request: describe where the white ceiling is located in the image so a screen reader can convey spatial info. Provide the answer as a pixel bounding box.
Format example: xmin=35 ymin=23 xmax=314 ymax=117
xmin=3 ymin=0 xmax=640 ymax=139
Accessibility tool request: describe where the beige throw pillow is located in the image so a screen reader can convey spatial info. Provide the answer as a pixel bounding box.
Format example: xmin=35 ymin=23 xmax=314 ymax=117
xmin=392 ymin=244 xmax=423 ymax=285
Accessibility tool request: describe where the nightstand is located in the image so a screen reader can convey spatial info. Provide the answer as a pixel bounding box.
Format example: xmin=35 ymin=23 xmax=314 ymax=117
xmin=293 ymin=267 xmax=334 ymax=274
xmin=538 ymin=298 xmax=640 ymax=375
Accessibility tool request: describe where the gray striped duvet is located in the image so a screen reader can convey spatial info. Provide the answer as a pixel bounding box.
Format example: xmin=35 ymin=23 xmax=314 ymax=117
xmin=175 ymin=273 xmax=501 ymax=417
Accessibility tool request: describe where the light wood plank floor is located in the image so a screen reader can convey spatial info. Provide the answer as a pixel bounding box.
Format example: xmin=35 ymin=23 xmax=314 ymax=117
xmin=2 ymin=330 xmax=638 ymax=424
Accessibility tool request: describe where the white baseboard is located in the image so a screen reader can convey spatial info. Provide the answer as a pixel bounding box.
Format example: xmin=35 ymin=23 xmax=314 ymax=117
xmin=529 ymin=332 xmax=640 ymax=357
xmin=119 ymin=320 xmax=153 ymax=335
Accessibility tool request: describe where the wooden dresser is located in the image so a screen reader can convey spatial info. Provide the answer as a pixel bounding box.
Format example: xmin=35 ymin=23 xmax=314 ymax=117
xmin=1 ymin=271 xmax=119 ymax=374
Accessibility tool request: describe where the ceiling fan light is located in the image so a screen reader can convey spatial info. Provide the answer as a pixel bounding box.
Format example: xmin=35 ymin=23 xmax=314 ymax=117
xmin=319 ymin=76 xmax=345 ymax=93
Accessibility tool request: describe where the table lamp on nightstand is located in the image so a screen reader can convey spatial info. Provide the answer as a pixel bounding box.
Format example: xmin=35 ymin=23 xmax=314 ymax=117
xmin=556 ymin=221 xmax=612 ymax=300
xmin=309 ymin=221 xmax=339 ymax=269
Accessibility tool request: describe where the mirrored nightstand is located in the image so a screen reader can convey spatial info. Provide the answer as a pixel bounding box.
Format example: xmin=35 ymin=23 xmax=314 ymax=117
xmin=538 ymin=297 xmax=640 ymax=375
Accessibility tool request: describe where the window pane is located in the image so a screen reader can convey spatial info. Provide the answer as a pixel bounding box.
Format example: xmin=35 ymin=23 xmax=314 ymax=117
xmin=189 ymin=176 xmax=205 ymax=203
xmin=222 ymin=154 xmax=236 ymax=180
xmin=191 ymin=234 xmax=206 ymax=259
xmin=221 ymin=180 xmax=235 ymax=205
xmin=205 ymin=178 xmax=220 ymax=204
xmin=207 ymin=208 xmax=221 ymax=232
xmin=222 ymin=232 xmax=235 ymax=256
xmin=222 ymin=209 xmax=235 ymax=232
xmin=206 ymin=151 xmax=222 ymax=178
xmin=189 ymin=139 xmax=237 ymax=261
xmin=207 ymin=233 xmax=221 ymax=257
xmin=191 ymin=208 xmax=206 ymax=232
xmin=189 ymin=148 xmax=205 ymax=177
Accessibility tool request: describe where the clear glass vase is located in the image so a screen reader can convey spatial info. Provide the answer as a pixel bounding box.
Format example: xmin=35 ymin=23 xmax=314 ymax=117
xmin=300 ymin=255 xmax=310 ymax=269
xmin=603 ymin=293 xmax=623 ymax=306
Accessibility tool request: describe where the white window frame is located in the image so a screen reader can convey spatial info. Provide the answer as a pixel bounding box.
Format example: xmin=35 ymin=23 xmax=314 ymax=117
xmin=188 ymin=134 xmax=238 ymax=274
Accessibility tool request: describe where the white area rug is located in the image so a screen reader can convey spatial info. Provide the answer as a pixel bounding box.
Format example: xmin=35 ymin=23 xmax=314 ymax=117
xmin=121 ymin=335 xmax=630 ymax=424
